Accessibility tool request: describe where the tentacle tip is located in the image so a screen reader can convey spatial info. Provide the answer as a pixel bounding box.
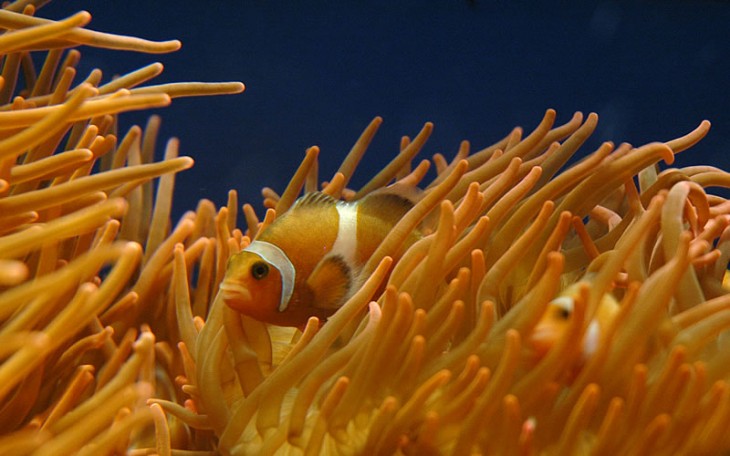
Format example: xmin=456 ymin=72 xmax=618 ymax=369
xmin=287 ymin=434 xmax=304 ymax=448
xmin=75 ymin=10 xmax=93 ymax=22
xmin=167 ymin=40 xmax=183 ymax=51
xmin=180 ymin=156 xmax=195 ymax=168
xmin=380 ymin=255 xmax=394 ymax=269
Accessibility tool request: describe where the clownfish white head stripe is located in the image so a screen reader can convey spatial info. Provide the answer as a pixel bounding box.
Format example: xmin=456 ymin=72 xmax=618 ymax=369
xmin=242 ymin=240 xmax=296 ymax=312
xmin=551 ymin=296 xmax=574 ymax=315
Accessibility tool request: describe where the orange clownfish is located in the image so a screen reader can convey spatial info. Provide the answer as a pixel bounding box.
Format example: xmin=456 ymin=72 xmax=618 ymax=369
xmin=220 ymin=191 xmax=418 ymax=328
xmin=529 ymin=282 xmax=620 ymax=363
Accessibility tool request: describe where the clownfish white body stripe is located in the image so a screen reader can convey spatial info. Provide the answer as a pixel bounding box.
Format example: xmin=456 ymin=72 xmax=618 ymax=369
xmin=332 ymin=202 xmax=359 ymax=268
xmin=220 ymin=191 xmax=419 ymax=328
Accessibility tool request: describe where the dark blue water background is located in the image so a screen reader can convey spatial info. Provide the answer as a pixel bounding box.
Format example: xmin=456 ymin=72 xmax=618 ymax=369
xmin=42 ymin=1 xmax=730 ymax=223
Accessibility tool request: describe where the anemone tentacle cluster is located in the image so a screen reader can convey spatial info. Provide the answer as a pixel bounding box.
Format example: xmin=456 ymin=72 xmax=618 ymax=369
xmin=1 ymin=3 xmax=730 ymax=456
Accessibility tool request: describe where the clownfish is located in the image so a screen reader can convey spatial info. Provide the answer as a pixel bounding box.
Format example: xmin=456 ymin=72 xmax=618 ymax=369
xmin=529 ymin=282 xmax=620 ymax=363
xmin=220 ymin=191 xmax=419 ymax=328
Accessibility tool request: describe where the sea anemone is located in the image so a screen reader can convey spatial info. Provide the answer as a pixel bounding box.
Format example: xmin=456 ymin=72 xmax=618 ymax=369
xmin=2 ymin=3 xmax=730 ymax=456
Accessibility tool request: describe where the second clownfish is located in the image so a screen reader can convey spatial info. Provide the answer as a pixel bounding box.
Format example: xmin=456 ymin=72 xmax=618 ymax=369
xmin=529 ymin=281 xmax=620 ymax=363
xmin=220 ymin=191 xmax=419 ymax=328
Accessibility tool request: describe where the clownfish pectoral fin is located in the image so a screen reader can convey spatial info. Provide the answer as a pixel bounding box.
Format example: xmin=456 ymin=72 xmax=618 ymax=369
xmin=306 ymin=255 xmax=352 ymax=310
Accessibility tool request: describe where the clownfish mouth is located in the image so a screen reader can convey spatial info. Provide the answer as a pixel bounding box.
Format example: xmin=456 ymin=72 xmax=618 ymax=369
xmin=219 ymin=280 xmax=253 ymax=309
xmin=529 ymin=322 xmax=600 ymax=364
xmin=528 ymin=326 xmax=559 ymax=359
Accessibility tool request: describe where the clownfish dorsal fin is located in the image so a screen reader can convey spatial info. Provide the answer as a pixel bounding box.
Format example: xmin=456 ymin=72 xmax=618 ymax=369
xmin=306 ymin=254 xmax=352 ymax=310
xmin=358 ymin=190 xmax=416 ymax=226
xmin=370 ymin=183 xmax=422 ymax=203
xmin=293 ymin=191 xmax=337 ymax=210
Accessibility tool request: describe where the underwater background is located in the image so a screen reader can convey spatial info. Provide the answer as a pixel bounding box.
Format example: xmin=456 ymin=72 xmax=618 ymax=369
xmin=42 ymin=0 xmax=730 ymax=220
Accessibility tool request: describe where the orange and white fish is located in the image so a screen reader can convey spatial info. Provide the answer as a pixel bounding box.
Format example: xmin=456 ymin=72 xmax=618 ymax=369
xmin=220 ymin=191 xmax=418 ymax=328
xmin=529 ymin=282 xmax=620 ymax=363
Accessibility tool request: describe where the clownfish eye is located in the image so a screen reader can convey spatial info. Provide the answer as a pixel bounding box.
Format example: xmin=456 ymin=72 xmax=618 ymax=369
xmin=251 ymin=261 xmax=269 ymax=280
xmin=556 ymin=306 xmax=571 ymax=320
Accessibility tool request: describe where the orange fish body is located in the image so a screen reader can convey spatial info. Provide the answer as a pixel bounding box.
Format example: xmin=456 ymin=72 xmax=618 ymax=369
xmin=220 ymin=191 xmax=417 ymax=327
